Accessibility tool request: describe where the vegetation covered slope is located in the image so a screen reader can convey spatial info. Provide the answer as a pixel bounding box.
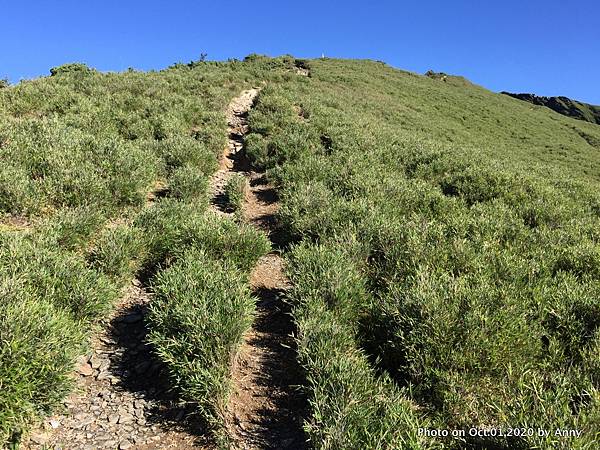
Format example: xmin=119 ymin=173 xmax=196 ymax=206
xmin=502 ymin=91 xmax=600 ymax=126
xmin=245 ymin=58 xmax=600 ymax=449
xmin=0 ymin=57 xmax=298 ymax=446
xmin=2 ymin=55 xmax=600 ymax=449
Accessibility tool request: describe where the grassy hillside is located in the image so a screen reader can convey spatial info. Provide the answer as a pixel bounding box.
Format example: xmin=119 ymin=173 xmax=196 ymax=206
xmin=245 ymin=58 xmax=600 ymax=449
xmin=0 ymin=56 xmax=297 ymax=446
xmin=2 ymin=56 xmax=600 ymax=449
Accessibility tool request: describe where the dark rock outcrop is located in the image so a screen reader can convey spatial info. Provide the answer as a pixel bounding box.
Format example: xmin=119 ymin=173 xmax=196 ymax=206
xmin=502 ymin=92 xmax=600 ymax=125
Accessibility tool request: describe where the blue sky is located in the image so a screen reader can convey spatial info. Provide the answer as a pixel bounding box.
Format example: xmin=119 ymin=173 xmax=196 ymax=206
xmin=2 ymin=1 xmax=599 ymax=103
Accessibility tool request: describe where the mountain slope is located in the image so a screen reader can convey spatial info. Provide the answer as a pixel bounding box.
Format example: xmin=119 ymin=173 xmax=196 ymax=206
xmin=245 ymin=58 xmax=600 ymax=449
xmin=2 ymin=57 xmax=600 ymax=449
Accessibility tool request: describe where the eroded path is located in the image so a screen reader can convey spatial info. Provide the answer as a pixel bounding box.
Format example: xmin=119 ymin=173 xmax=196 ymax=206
xmin=210 ymin=90 xmax=307 ymax=449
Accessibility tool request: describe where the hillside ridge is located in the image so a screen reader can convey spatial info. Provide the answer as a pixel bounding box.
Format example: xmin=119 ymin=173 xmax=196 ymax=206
xmin=502 ymin=91 xmax=600 ymax=125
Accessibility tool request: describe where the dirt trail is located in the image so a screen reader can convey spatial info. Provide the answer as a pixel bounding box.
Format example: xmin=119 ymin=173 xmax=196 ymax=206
xmin=210 ymin=90 xmax=307 ymax=449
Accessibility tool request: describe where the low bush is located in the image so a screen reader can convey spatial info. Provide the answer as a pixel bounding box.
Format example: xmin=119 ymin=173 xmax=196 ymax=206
xmin=224 ymin=173 xmax=247 ymax=212
xmin=136 ymin=199 xmax=270 ymax=273
xmin=49 ymin=63 xmax=95 ymax=77
xmin=0 ymin=289 xmax=84 ymax=446
xmin=147 ymin=250 xmax=254 ymax=424
xmin=288 ymin=243 xmax=436 ymax=449
xmin=168 ymin=165 xmax=209 ymax=202
xmin=152 ymin=135 xmax=218 ymax=175
xmin=87 ymin=223 xmax=145 ymax=285
xmin=0 ymin=235 xmax=118 ymax=322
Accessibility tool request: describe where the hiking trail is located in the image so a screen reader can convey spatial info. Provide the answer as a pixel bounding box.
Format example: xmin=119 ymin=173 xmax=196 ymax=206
xmin=26 ymin=88 xmax=305 ymax=450
xmin=209 ymin=89 xmax=307 ymax=450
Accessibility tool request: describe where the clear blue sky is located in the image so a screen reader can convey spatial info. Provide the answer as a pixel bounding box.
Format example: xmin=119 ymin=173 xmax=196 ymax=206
xmin=2 ymin=1 xmax=599 ymax=104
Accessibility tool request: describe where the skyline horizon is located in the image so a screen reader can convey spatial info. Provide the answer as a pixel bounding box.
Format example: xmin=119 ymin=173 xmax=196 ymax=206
xmin=2 ymin=1 xmax=598 ymax=104
xmin=5 ymin=53 xmax=598 ymax=106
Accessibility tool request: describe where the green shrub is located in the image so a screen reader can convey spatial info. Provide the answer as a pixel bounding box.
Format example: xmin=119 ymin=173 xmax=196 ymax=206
xmin=35 ymin=206 xmax=105 ymax=251
xmin=0 ymin=235 xmax=118 ymax=322
xmin=136 ymin=200 xmax=269 ymax=273
xmin=87 ymin=224 xmax=145 ymax=284
xmin=49 ymin=63 xmax=95 ymax=76
xmin=224 ymin=173 xmax=247 ymax=212
xmin=152 ymin=135 xmax=217 ymax=175
xmin=147 ymin=250 xmax=254 ymax=423
xmin=0 ymin=281 xmax=85 ymax=446
xmin=288 ymin=244 xmax=435 ymax=449
xmin=168 ymin=165 xmax=209 ymax=202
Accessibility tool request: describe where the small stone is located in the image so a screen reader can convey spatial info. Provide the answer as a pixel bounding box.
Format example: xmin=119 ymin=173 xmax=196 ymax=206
xmin=30 ymin=433 xmax=48 ymax=444
xmin=133 ymin=399 xmax=145 ymax=409
xmin=118 ymin=413 xmax=134 ymax=424
xmin=98 ymin=359 xmax=110 ymax=372
xmin=77 ymin=361 xmax=94 ymax=377
xmin=49 ymin=419 xmax=61 ymax=429
xmin=80 ymin=417 xmax=95 ymax=427
xmin=108 ymin=414 xmax=119 ymax=424
xmin=89 ymin=355 xmax=103 ymax=369
xmin=119 ymin=440 xmax=132 ymax=449
xmin=96 ymin=371 xmax=111 ymax=381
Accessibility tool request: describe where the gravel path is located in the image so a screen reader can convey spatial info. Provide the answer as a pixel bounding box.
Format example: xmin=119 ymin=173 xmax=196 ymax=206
xmin=25 ymin=282 xmax=209 ymax=450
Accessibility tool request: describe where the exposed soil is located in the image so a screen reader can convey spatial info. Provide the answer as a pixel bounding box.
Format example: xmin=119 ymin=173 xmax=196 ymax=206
xmin=210 ymin=90 xmax=307 ymax=449
xmin=209 ymin=89 xmax=259 ymax=216
xmin=0 ymin=214 xmax=31 ymax=231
